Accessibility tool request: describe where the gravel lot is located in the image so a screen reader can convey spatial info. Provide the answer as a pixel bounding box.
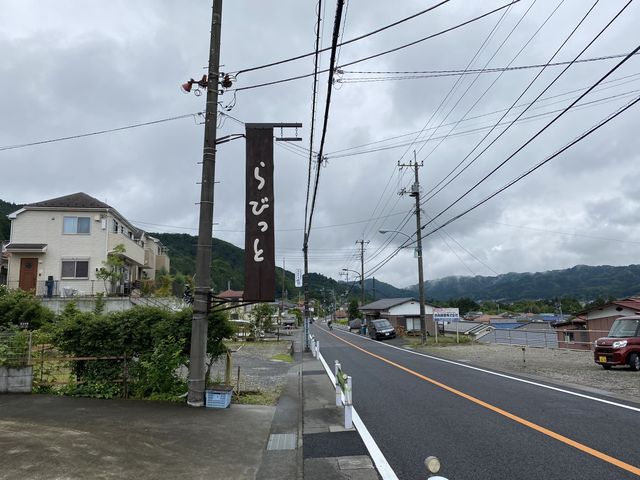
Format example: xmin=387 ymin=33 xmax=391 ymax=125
xmin=209 ymin=339 xmax=294 ymax=394
xmin=416 ymin=342 xmax=639 ymax=402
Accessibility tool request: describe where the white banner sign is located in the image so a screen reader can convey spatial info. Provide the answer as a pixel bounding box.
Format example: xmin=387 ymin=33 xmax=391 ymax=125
xmin=433 ymin=307 xmax=460 ymax=322
xmin=295 ymin=268 xmax=303 ymax=287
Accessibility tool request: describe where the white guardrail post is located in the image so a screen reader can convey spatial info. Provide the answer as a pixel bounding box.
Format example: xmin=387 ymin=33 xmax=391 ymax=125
xmin=335 ymin=361 xmax=341 ymax=407
xmin=344 ymin=375 xmax=353 ymax=430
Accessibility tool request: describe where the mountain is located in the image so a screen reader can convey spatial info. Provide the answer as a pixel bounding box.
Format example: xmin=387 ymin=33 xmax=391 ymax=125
xmin=3 ymin=194 xmax=640 ymax=303
xmin=410 ymin=264 xmax=640 ymax=302
xmin=152 ymin=232 xmax=342 ymax=300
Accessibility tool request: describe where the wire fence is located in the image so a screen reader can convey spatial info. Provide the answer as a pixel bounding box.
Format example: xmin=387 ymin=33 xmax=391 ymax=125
xmin=0 ymin=330 xmax=32 ymax=367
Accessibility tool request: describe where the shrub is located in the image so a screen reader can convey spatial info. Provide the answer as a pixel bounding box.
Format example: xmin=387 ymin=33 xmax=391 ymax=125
xmin=0 ymin=289 xmax=54 ymax=329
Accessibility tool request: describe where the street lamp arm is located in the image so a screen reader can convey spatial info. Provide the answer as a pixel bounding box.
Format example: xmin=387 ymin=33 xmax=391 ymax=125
xmin=379 ymin=229 xmax=415 ymax=246
xmin=340 ymin=268 xmax=361 ymax=279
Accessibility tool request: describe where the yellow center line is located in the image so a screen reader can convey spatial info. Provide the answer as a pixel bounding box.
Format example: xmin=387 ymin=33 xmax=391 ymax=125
xmin=329 ymin=331 xmax=640 ymax=476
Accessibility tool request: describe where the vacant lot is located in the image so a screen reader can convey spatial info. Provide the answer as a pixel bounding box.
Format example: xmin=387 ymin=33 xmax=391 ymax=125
xmin=417 ymin=342 xmax=639 ymax=402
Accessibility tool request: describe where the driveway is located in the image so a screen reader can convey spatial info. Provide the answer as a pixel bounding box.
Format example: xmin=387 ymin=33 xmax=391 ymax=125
xmin=0 ymin=394 xmax=275 ymax=480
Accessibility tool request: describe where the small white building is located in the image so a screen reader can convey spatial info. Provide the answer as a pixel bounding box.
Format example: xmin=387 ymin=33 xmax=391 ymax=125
xmin=360 ymin=298 xmax=445 ymax=334
xmin=2 ymin=192 xmax=169 ymax=296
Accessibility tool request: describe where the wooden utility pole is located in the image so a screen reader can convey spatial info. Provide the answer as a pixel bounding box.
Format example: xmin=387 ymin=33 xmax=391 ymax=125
xmin=188 ymin=0 xmax=223 ymax=407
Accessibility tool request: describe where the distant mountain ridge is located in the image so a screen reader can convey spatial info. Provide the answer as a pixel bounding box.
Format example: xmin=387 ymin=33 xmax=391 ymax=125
xmin=2 ymin=196 xmax=639 ymax=302
xmin=414 ymin=264 xmax=640 ymax=302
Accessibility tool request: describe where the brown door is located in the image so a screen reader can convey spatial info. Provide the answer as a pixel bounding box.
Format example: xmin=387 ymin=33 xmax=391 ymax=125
xmin=19 ymin=258 xmax=38 ymax=292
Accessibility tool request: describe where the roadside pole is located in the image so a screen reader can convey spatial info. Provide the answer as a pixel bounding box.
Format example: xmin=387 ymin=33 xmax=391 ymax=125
xmin=188 ymin=0 xmax=223 ymax=407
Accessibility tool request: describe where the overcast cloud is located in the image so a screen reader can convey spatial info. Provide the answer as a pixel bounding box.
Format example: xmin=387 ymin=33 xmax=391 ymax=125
xmin=2 ymin=0 xmax=640 ymax=289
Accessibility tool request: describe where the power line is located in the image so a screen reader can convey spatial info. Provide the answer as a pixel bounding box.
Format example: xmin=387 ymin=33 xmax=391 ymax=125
xmin=422 ymin=0 xmax=633 ymax=221
xmin=229 ymin=0 xmax=451 ymax=75
xmin=231 ymin=1 xmax=520 ymax=93
xmin=416 ymin=0 xmax=564 ymax=163
xmin=358 ymin=0 xmax=517 ymax=270
xmin=338 ymin=51 xmax=640 ymax=82
xmin=305 ymin=0 xmax=345 ymax=240
xmin=424 ymin=93 xmax=640 ymax=239
xmin=325 ymin=72 xmax=640 ymax=157
xmin=0 ymin=112 xmax=203 ymax=152
xmin=304 ymin=0 xmax=324 ymax=241
xmin=365 ymin=61 xmax=640 ymax=279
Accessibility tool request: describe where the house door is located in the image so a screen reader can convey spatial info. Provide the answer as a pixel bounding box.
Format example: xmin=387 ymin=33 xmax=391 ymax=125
xmin=19 ymin=258 xmax=38 ymax=292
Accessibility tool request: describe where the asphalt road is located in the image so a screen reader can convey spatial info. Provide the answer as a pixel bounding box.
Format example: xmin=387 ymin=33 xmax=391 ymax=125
xmin=311 ymin=323 xmax=640 ymax=480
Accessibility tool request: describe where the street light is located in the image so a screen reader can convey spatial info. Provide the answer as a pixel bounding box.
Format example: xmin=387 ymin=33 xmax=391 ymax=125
xmin=379 ymin=228 xmax=430 ymax=344
xmin=341 ymin=268 xmax=360 ymax=282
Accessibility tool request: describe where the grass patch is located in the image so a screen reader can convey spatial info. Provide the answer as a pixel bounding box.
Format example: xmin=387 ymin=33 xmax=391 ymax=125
xmin=233 ymin=388 xmax=281 ymax=405
xmin=407 ymin=334 xmax=472 ymax=348
xmin=271 ymin=353 xmax=293 ymax=363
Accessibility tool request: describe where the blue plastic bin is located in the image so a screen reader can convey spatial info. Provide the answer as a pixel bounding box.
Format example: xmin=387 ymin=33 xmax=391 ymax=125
xmin=205 ymin=386 xmax=233 ymax=408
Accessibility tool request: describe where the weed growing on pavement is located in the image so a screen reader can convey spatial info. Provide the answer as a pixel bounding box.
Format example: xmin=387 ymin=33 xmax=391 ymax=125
xmin=233 ymin=387 xmax=282 ymax=406
xmin=271 ymin=353 xmax=293 ymax=363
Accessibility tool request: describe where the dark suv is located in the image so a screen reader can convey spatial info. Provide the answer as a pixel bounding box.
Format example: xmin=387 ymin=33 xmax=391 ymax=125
xmin=368 ymin=319 xmax=396 ymax=340
xmin=593 ymin=316 xmax=640 ymax=371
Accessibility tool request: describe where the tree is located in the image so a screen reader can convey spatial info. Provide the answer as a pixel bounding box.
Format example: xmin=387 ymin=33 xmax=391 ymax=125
xmin=251 ymin=303 xmax=276 ymax=338
xmin=348 ymin=299 xmax=361 ymax=319
xmin=96 ymin=244 xmax=126 ymax=294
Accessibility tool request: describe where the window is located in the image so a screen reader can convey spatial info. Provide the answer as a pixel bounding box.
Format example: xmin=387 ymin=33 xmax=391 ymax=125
xmin=406 ymin=317 xmax=421 ymax=332
xmin=61 ymin=260 xmax=89 ymax=279
xmin=63 ymin=216 xmax=90 ymax=234
xmin=563 ymin=331 xmax=575 ymax=343
xmin=113 ymin=220 xmax=119 ymax=234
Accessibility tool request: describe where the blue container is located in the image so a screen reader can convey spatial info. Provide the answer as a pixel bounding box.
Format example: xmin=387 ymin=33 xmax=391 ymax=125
xmin=205 ymin=386 xmax=233 ymax=408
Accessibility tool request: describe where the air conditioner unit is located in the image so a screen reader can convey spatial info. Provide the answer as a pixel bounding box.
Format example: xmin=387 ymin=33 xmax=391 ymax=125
xmin=94 ymin=215 xmax=101 ymax=221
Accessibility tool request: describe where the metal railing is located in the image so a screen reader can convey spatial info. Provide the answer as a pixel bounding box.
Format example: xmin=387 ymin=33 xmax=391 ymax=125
xmin=478 ymin=327 xmax=610 ymax=350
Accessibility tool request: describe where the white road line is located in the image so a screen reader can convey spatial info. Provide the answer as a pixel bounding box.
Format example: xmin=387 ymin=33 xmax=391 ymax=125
xmin=316 ymin=347 xmax=399 ymax=480
xmin=329 ymin=326 xmax=640 ymax=413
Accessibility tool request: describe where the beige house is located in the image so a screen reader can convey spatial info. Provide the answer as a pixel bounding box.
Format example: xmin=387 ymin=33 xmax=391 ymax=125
xmin=2 ymin=192 xmax=169 ymax=296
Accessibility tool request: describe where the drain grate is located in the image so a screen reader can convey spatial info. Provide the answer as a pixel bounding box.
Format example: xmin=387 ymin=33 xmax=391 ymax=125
xmin=267 ymin=433 xmax=297 ymax=450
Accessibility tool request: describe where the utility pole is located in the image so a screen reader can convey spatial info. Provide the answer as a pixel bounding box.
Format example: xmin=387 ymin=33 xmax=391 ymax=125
xmin=187 ymin=0 xmax=223 ymax=407
xmin=399 ymin=153 xmax=429 ymax=344
xmin=356 ymin=239 xmax=369 ymax=307
xmin=303 ymin=236 xmax=310 ymax=351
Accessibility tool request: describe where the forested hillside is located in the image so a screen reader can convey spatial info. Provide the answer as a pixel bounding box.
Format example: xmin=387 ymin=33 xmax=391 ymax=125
xmin=417 ymin=264 xmax=640 ymax=302
xmin=0 ymin=199 xmax=20 ymax=241
xmin=3 ymin=198 xmax=640 ymax=304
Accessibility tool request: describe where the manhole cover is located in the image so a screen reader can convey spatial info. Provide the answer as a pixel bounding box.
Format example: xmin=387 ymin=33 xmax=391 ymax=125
xmin=267 ymin=433 xmax=297 ymax=450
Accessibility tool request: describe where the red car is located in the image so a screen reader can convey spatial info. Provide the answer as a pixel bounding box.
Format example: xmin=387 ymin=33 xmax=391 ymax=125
xmin=594 ymin=316 xmax=640 ymax=371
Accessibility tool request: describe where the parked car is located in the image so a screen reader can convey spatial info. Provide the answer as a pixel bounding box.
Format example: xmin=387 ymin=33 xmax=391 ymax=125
xmin=368 ymin=319 xmax=396 ymax=340
xmin=593 ymin=315 xmax=640 ymax=371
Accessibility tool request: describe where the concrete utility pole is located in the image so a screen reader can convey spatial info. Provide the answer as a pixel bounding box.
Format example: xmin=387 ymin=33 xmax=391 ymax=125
xmin=303 ymin=236 xmax=310 ymax=351
xmin=399 ymin=153 xmax=429 ymax=344
xmin=356 ymin=239 xmax=369 ymax=307
xmin=188 ymin=0 xmax=223 ymax=407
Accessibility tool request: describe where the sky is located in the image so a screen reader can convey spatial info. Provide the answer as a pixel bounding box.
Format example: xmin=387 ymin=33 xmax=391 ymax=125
xmin=2 ymin=0 xmax=640 ymax=289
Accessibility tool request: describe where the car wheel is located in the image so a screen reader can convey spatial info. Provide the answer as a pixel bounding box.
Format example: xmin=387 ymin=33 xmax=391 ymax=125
xmin=628 ymin=352 xmax=640 ymax=371
xmin=601 ymin=364 xmax=611 ymax=370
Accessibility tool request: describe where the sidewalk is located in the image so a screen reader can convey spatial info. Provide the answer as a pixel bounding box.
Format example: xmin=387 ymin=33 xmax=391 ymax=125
xmin=301 ymin=347 xmax=380 ymax=480
xmin=0 ymin=328 xmax=382 ymax=480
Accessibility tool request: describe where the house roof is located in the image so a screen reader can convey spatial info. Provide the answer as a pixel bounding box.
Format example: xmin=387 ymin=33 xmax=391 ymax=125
xmin=575 ymin=297 xmax=640 ymax=316
xmin=217 ymin=289 xmax=244 ymax=300
xmin=26 ymin=192 xmax=112 ymax=210
xmin=360 ymin=298 xmax=416 ymax=311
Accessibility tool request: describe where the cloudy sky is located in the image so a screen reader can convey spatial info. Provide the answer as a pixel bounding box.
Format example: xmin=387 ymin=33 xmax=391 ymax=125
xmin=2 ymin=0 xmax=640 ymax=288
